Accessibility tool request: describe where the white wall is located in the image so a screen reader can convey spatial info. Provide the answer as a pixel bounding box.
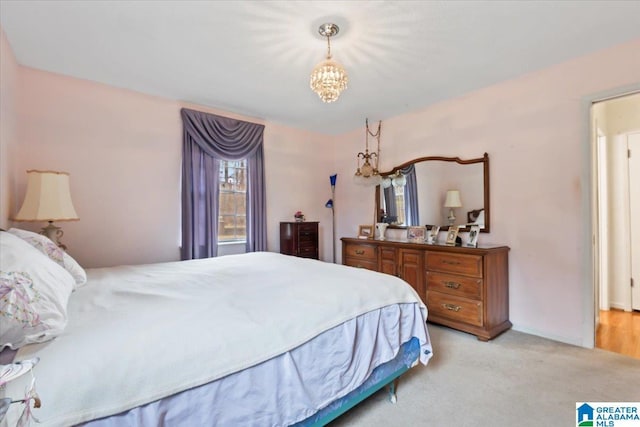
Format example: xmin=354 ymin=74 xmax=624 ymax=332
xmin=601 ymin=93 xmax=640 ymax=310
xmin=334 ymin=39 xmax=640 ymax=347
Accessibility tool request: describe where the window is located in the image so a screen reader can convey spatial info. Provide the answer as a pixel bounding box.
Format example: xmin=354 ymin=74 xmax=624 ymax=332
xmin=218 ymin=159 xmax=246 ymax=242
xmin=394 ymin=185 xmax=407 ymax=226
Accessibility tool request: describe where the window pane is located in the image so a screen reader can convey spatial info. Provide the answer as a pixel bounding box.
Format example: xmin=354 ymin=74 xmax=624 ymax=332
xmin=395 ymin=186 xmax=406 ymax=225
xmin=219 ymin=159 xmax=247 ymax=242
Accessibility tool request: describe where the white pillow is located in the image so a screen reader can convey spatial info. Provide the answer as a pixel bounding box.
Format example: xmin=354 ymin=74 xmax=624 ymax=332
xmin=8 ymin=227 xmax=87 ymax=289
xmin=0 ymin=231 xmax=75 ymax=350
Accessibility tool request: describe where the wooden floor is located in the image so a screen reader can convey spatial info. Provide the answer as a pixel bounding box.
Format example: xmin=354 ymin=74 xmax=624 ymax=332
xmin=596 ymin=309 xmax=640 ymax=359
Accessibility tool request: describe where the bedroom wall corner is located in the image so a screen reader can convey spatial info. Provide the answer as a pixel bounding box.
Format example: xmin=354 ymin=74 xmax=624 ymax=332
xmin=263 ymin=123 xmax=335 ymax=262
xmin=0 ymin=27 xmax=20 ymax=230
xmin=331 ymin=38 xmax=640 ymax=347
xmin=10 ymin=64 xmax=339 ymax=267
xmin=15 ymin=68 xmax=184 ymax=268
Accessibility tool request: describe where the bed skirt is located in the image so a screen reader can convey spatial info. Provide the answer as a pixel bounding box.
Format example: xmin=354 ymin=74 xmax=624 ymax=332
xmin=294 ymin=336 xmax=423 ymax=426
xmin=76 ymin=303 xmax=429 ymax=427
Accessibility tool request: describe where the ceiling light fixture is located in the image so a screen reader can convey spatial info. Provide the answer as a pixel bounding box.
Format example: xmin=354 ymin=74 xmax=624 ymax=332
xmin=354 ymin=119 xmax=382 ymax=186
xmin=310 ymin=23 xmax=348 ymax=103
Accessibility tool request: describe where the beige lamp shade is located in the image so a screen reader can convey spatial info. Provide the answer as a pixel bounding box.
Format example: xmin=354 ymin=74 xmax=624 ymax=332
xmin=444 ymin=190 xmax=462 ymax=208
xmin=14 ymin=170 xmax=79 ymax=222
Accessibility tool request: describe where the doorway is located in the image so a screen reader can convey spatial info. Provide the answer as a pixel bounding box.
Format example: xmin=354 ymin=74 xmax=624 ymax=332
xmin=592 ymin=92 xmax=640 ymax=359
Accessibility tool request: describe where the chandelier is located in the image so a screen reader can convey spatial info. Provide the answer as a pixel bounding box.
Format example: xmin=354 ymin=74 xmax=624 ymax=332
xmin=381 ymin=171 xmax=406 ymax=189
xmin=354 ymin=119 xmax=382 ymax=186
xmin=310 ymin=23 xmax=348 ymax=103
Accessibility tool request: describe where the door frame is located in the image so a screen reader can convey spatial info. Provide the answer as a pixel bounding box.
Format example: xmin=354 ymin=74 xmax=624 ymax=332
xmin=584 ymin=85 xmax=640 ymax=349
xmin=595 ymin=130 xmax=608 ymax=314
xmin=629 ymin=132 xmax=640 ymax=311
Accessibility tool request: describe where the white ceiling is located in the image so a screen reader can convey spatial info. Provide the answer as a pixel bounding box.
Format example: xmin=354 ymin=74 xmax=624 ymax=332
xmin=2 ymin=1 xmax=640 ymax=135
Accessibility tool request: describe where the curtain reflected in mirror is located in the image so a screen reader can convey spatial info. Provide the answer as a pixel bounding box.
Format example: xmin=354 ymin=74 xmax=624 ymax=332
xmin=381 ymin=164 xmax=418 ymax=225
xmin=376 ymin=154 xmax=490 ymax=232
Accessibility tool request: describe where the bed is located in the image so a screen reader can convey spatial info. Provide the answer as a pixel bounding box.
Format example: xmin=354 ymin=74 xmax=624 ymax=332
xmin=1 ymin=229 xmax=432 ymax=426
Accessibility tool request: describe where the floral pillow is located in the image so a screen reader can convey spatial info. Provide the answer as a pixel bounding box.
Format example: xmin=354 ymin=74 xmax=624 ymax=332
xmin=8 ymin=228 xmax=87 ymax=289
xmin=0 ymin=231 xmax=75 ymax=350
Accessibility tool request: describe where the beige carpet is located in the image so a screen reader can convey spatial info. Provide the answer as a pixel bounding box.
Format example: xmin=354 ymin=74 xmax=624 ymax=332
xmin=331 ymin=324 xmax=640 ymax=427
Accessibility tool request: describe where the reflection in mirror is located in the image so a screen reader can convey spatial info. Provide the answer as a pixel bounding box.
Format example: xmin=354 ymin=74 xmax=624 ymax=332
xmin=375 ymin=154 xmax=490 ymax=233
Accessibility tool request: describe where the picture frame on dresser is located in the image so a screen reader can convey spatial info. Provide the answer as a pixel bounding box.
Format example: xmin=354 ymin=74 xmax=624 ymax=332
xmin=445 ymin=226 xmax=458 ymax=246
xmin=426 ymin=225 xmax=440 ymax=244
xmin=465 ymin=225 xmax=480 ymax=247
xmin=358 ymin=225 xmax=373 ymax=239
xmin=406 ymin=226 xmax=426 ymax=242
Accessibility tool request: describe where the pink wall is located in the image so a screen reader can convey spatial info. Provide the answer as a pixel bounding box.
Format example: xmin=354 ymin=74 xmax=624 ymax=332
xmin=3 ymin=24 xmax=640 ymax=347
xmin=4 ymin=39 xmax=333 ymax=267
xmin=0 ymin=29 xmax=19 ymax=230
xmin=335 ymin=39 xmax=640 ymax=346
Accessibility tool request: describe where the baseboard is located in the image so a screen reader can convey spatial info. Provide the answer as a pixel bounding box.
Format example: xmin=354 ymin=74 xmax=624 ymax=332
xmin=511 ymin=325 xmax=584 ymax=348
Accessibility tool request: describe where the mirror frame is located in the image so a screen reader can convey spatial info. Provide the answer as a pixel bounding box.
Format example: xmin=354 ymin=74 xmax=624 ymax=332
xmin=375 ymin=153 xmax=490 ymax=233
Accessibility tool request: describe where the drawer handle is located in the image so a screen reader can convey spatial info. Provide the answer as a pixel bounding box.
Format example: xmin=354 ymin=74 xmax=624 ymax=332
xmin=442 ymin=260 xmax=461 ymax=265
xmin=442 ymin=303 xmax=462 ymax=312
xmin=355 ymin=249 xmax=365 ymax=255
xmin=444 ymin=281 xmax=461 ymax=289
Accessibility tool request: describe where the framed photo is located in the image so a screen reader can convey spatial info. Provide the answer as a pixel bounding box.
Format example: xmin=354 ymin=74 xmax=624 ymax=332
xmin=427 ymin=225 xmax=440 ymax=244
xmin=445 ymin=226 xmax=459 ymax=246
xmin=358 ymin=225 xmax=374 ymax=239
xmin=466 ymin=225 xmax=480 ymax=247
xmin=407 ymin=226 xmax=426 ymax=242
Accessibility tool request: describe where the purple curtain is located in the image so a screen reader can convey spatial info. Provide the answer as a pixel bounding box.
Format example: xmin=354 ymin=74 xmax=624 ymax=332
xmin=402 ymin=164 xmax=419 ymax=225
xmin=383 ymin=186 xmax=397 ymax=221
xmin=181 ymin=108 xmax=266 ymax=260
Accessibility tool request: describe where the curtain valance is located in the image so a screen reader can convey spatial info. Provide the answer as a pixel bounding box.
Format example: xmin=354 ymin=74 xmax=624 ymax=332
xmin=181 ymin=108 xmax=264 ymax=159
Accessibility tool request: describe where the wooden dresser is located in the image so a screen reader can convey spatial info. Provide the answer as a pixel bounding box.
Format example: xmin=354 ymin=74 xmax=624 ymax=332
xmin=280 ymin=222 xmax=319 ymax=259
xmin=341 ymin=237 xmax=511 ymax=341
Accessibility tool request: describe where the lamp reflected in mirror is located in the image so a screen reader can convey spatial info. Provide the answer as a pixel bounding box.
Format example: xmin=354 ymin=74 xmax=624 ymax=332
xmin=444 ymin=190 xmax=462 ymax=225
xmin=375 ymin=153 xmax=490 ymax=233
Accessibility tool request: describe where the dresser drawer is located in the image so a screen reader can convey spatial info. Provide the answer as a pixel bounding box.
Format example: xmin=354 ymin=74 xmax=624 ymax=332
xmin=344 ymin=243 xmax=377 ymax=261
xmin=380 ymin=247 xmax=396 ymax=261
xmin=298 ymin=238 xmax=317 ymax=248
xmin=426 ymin=271 xmax=482 ymax=299
xmin=297 ymin=223 xmax=317 ymax=233
xmin=298 ymin=246 xmax=318 ymax=257
xmin=425 ymin=252 xmax=483 ymax=277
xmin=344 ymin=257 xmax=378 ymax=271
xmin=427 ymin=292 xmax=483 ymax=327
xmin=298 ymin=229 xmax=317 ymax=242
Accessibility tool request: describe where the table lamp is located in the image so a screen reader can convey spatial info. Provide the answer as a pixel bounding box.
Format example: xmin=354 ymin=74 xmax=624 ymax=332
xmin=13 ymin=170 xmax=79 ymax=249
xmin=444 ymin=190 xmax=462 ymax=225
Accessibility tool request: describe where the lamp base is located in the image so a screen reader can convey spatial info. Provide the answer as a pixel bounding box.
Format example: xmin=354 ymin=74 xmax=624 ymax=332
xmin=41 ymin=222 xmax=67 ymax=250
xmin=447 ymin=209 xmax=456 ymax=226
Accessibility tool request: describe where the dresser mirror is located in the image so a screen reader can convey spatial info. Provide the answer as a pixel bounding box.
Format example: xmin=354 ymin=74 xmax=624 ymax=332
xmin=375 ymin=153 xmax=490 ymax=233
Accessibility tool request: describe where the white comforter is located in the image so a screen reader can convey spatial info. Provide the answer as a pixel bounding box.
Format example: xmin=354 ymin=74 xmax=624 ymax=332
xmin=4 ymin=252 xmax=429 ymax=426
